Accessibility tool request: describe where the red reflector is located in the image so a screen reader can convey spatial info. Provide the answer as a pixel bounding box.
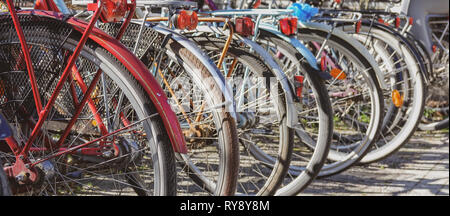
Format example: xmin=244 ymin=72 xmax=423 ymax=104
xmin=432 ymin=45 xmax=437 ymax=53
xmin=173 ymin=10 xmax=198 ymax=30
xmin=279 ymin=17 xmax=298 ymax=36
xmin=334 ymin=0 xmax=341 ymax=4
xmin=378 ymin=18 xmax=389 ymax=26
xmin=409 ymin=17 xmax=414 ymax=26
xmin=252 ymin=0 xmax=262 ymax=9
xmin=294 ymin=75 xmax=304 ymax=98
xmin=395 ymin=17 xmax=401 ymax=28
xmin=321 ymin=56 xmax=327 ymax=72
xmin=235 ymin=17 xmax=255 ymax=37
xmin=355 ymin=20 xmax=362 ymax=33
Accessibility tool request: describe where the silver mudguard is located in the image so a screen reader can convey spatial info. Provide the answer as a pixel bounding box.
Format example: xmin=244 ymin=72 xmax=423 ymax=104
xmin=149 ymin=24 xmax=237 ymax=119
xmin=299 ymin=22 xmax=388 ymax=89
xmin=194 ymin=25 xmax=299 ymax=128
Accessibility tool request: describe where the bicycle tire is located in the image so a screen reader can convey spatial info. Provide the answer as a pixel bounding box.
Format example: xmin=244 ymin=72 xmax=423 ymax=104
xmin=255 ymin=32 xmax=334 ymax=195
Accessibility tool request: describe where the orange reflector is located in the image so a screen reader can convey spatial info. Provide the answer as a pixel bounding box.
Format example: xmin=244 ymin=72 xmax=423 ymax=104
xmin=392 ymin=90 xmax=404 ymax=108
xmin=330 ymin=68 xmax=346 ymax=80
xmin=92 ymin=120 xmax=98 ymax=127
xmin=173 ymin=10 xmax=198 ymax=30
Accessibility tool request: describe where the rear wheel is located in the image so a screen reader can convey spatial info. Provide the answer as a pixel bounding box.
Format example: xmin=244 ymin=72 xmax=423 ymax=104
xmin=256 ymin=32 xmax=333 ymax=195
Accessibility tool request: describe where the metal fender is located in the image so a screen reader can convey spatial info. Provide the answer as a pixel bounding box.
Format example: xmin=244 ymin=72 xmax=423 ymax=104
xmin=146 ymin=24 xmax=237 ymax=118
xmin=195 ymin=25 xmax=298 ymax=128
xmin=18 ymin=10 xmax=188 ymax=154
xmin=258 ymin=23 xmax=320 ymax=71
xmin=300 ymin=21 xmax=389 ymax=89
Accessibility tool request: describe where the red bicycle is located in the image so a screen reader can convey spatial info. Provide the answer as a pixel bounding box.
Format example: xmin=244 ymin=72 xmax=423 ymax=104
xmin=0 ymin=0 xmax=186 ymax=195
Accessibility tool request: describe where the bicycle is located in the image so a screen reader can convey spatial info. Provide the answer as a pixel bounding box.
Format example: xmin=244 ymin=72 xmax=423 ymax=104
xmin=314 ymin=0 xmax=431 ymax=163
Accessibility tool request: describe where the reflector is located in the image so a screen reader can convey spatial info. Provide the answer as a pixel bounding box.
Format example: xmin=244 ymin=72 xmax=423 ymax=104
xmin=173 ymin=10 xmax=198 ymax=30
xmin=392 ymin=90 xmax=404 ymax=108
xmin=235 ymin=17 xmax=255 ymax=37
xmin=101 ymin=0 xmax=128 ymax=23
xmin=279 ymin=17 xmax=298 ymax=36
xmin=87 ymin=0 xmax=128 ymax=23
xmin=330 ymin=68 xmax=346 ymax=80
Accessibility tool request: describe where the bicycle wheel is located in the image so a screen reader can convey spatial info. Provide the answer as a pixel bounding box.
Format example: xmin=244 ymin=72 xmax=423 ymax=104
xmin=99 ymin=22 xmax=239 ymax=196
xmin=190 ymin=36 xmax=294 ymax=196
xmin=254 ymin=32 xmax=333 ymax=195
xmin=341 ymin=23 xmax=426 ymax=163
xmin=296 ymin=24 xmax=384 ymax=176
xmin=0 ymin=162 xmax=11 ymax=196
xmin=0 ymin=14 xmax=176 ymax=195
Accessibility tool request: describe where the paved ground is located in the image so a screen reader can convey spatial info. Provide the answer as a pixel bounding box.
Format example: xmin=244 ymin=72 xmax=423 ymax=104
xmin=301 ymin=131 xmax=449 ymax=196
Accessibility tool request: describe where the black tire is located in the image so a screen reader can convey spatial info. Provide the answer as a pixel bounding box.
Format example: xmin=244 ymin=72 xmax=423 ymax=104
xmin=0 ymin=14 xmax=176 ymax=195
xmin=256 ymin=32 xmax=333 ymax=195
xmin=191 ymin=36 xmax=294 ymax=196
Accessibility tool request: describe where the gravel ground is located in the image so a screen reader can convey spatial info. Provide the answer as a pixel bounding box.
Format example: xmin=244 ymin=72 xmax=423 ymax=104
xmin=301 ymin=131 xmax=449 ymax=196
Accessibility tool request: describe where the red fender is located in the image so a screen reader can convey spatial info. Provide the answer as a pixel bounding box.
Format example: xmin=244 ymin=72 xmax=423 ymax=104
xmin=18 ymin=10 xmax=187 ymax=154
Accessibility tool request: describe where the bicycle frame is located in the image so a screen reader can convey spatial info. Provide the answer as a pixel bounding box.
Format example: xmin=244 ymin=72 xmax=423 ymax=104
xmin=2 ymin=0 xmax=188 ymax=186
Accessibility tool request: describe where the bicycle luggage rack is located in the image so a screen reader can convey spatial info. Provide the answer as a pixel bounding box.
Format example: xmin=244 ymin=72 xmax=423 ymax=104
xmin=311 ymin=9 xmax=362 ymax=23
